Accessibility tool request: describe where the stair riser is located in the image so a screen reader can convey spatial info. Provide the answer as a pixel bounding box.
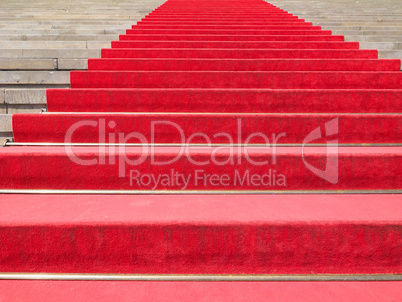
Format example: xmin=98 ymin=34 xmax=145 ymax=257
xmin=0 ymin=280 xmax=400 ymax=300
xmin=0 ymin=223 xmax=399 ymax=274
xmin=0 ymin=147 xmax=400 ymax=191
xmin=102 ymin=48 xmax=376 ymax=59
xmin=142 ymin=17 xmax=301 ymax=20
xmin=150 ymin=12 xmax=291 ymax=14
xmin=119 ymin=34 xmax=345 ymax=41
xmin=12 ymin=114 xmax=402 ymax=144
xmin=46 ymin=89 xmax=402 ymax=113
xmin=149 ymin=13 xmax=294 ymax=16
xmin=133 ymin=25 xmax=320 ymax=30
xmin=111 ymin=41 xmax=359 ymax=49
xmin=70 ymin=71 xmax=400 ymax=89
xmin=88 ymin=58 xmax=400 ymax=71
xmin=125 ymin=29 xmax=330 ymax=35
xmin=150 ymin=14 xmax=294 ymax=17
xmin=139 ymin=20 xmax=307 ymax=24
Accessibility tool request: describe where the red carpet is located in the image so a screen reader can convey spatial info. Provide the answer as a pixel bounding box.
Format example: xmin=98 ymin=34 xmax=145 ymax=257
xmin=1 ymin=146 xmax=401 ymax=190
xmin=0 ymin=194 xmax=400 ymax=274
xmin=101 ymin=48 xmax=377 ymax=58
xmin=69 ymin=71 xmax=401 ymax=89
xmin=119 ymin=34 xmax=342 ymax=40
xmin=46 ymin=89 xmax=402 ymax=113
xmin=0 ymin=281 xmax=400 ymax=302
xmin=1 ymin=0 xmax=401 ymax=296
xmin=89 ymin=58 xmax=401 ymax=71
xmin=13 ymin=113 xmax=402 ymax=143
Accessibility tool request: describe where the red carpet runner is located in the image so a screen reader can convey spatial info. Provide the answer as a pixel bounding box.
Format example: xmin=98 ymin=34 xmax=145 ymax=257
xmin=0 ymin=0 xmax=401 ymax=297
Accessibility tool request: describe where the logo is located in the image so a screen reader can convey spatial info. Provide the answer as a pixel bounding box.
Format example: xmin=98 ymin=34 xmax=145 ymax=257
xmin=302 ymin=118 xmax=339 ymax=184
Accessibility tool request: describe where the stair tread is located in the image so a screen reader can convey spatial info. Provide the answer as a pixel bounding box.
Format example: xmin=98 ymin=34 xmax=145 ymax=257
xmin=0 ymin=194 xmax=401 ymax=224
xmin=0 ymin=280 xmax=401 ymax=302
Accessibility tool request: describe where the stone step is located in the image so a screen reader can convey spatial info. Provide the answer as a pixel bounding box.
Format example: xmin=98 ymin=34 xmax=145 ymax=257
xmin=345 ymin=35 xmax=402 ymax=42
xmin=0 ymin=114 xmax=12 ymax=132
xmin=0 ymin=49 xmax=100 ymax=59
xmin=320 ymin=26 xmax=402 ymax=31
xmin=4 ymin=89 xmax=47 ymax=105
xmin=0 ymin=20 xmax=140 ymax=25
xmin=0 ymin=13 xmax=148 ymax=18
xmin=0 ymin=25 xmax=132 ymax=30
xmin=0 ymin=0 xmax=165 ymax=139
xmin=378 ymin=50 xmax=402 ymax=60
xmin=0 ymin=34 xmax=118 ymax=41
xmin=359 ymin=42 xmax=402 ymax=50
xmin=0 ymin=113 xmax=12 ymax=145
xmin=0 ymin=87 xmax=47 ymax=114
xmin=6 ymin=105 xmax=47 ymax=114
xmin=0 ymin=58 xmax=57 ymax=70
xmin=0 ymin=23 xmax=131 ymax=27
xmin=0 ymin=58 xmax=89 ymax=70
xmin=310 ymin=17 xmax=402 ymax=20
xmin=0 ymin=0 xmax=166 ymax=121
xmin=0 ymin=41 xmax=111 ymax=49
xmin=0 ymin=71 xmax=70 ymax=85
xmin=0 ymin=41 xmax=85 ymax=49
xmin=0 ymin=29 xmax=126 ymax=35
xmin=267 ymin=0 xmax=402 ymax=64
xmin=58 ymin=59 xmax=88 ymax=70
xmin=332 ymin=30 xmax=402 ymax=35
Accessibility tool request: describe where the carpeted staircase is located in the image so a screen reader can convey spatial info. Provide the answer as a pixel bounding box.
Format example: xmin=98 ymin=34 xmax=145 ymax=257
xmin=0 ymin=0 xmax=401 ymax=299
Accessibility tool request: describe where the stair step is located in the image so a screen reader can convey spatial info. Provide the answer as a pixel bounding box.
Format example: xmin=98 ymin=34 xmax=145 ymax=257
xmin=0 ymin=71 xmax=70 ymax=85
xmin=69 ymin=71 xmax=401 ymax=89
xmin=333 ymin=30 xmax=402 ymax=36
xmin=0 ymin=29 xmax=126 ymax=35
xmin=0 ymin=34 xmax=119 ymax=41
xmin=379 ymin=50 xmax=402 ymax=60
xmin=0 ymin=58 xmax=57 ymax=70
xmin=0 ymin=49 xmax=100 ymax=59
xmin=1 ymin=0 xmax=401 ymax=294
xmin=133 ymin=25 xmax=320 ymax=30
xmin=149 ymin=14 xmax=294 ymax=16
xmin=5 ymin=89 xmax=46 ymax=105
xmin=58 ymin=59 xmax=88 ymax=70
xmin=125 ymin=29 xmax=331 ymax=35
xmin=88 ymin=58 xmax=400 ymax=71
xmin=119 ymin=34 xmax=345 ymax=41
xmin=345 ymin=35 xmax=402 ymax=43
xmin=138 ymin=20 xmax=309 ymax=25
xmin=0 ymin=146 xmax=400 ymax=191
xmin=0 ymin=280 xmax=400 ymax=301
xmin=0 ymin=194 xmax=400 ymax=273
xmin=101 ymin=48 xmax=376 ymax=59
xmin=12 ymin=113 xmax=402 ymax=144
xmin=46 ymin=88 xmax=402 ymax=113
xmin=360 ymin=42 xmax=402 ymax=50
xmin=0 ymin=41 xmax=88 ymax=49
xmin=0 ymin=114 xmax=12 ymax=132
xmin=143 ymin=16 xmax=301 ymax=20
xmin=111 ymin=41 xmax=359 ymax=49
